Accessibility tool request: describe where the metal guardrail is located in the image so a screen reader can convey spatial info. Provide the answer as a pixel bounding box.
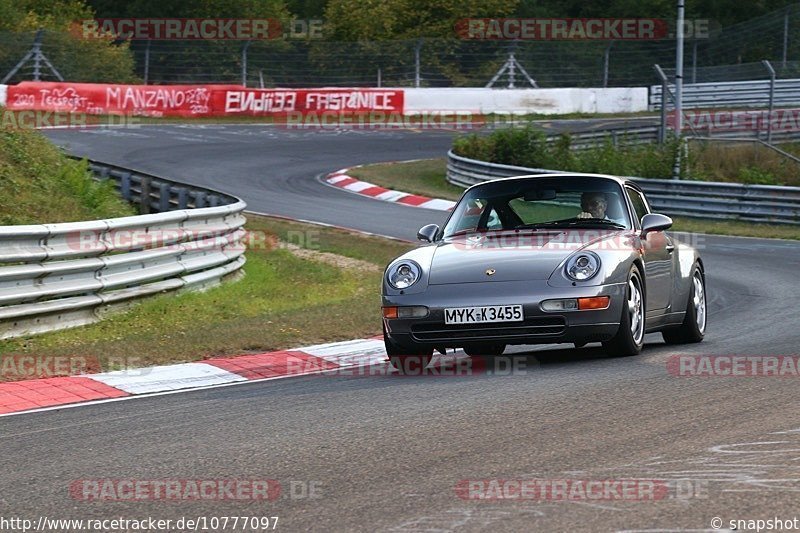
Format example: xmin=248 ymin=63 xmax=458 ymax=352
xmin=543 ymin=125 xmax=800 ymax=152
xmin=0 ymin=159 xmax=247 ymax=339
xmin=649 ymin=78 xmax=800 ymax=110
xmin=446 ymin=150 xmax=800 ymax=225
xmin=550 ymin=126 xmax=659 ymax=150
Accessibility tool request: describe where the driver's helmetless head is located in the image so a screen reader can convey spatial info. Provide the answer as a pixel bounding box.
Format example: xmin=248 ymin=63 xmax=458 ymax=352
xmin=581 ymin=192 xmax=608 ymax=218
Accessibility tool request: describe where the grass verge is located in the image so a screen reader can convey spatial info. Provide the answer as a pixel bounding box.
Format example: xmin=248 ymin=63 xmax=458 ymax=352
xmin=0 ymin=127 xmax=135 ymax=225
xmin=0 ymin=215 xmax=413 ymax=382
xmin=688 ymin=139 xmax=800 ymax=186
xmin=348 ymin=159 xmax=800 ymax=240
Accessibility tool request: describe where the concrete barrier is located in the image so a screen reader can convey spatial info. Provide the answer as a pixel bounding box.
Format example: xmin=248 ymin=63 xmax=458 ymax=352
xmin=0 ymin=82 xmax=649 ymax=116
xmin=403 ymin=87 xmax=648 ymax=115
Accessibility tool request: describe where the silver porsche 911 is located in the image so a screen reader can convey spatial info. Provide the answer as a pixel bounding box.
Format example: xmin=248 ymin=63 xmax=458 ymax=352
xmin=382 ymin=174 xmax=706 ymax=372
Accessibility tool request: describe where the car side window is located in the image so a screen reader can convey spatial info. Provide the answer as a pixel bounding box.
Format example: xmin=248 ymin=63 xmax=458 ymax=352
xmin=452 ymin=199 xmax=488 ymax=233
xmin=625 ymin=188 xmax=649 ymax=228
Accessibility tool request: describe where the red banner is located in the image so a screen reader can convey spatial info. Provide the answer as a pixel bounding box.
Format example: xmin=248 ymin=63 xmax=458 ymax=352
xmin=5 ymin=82 xmax=405 ymax=118
xmin=217 ymin=88 xmax=404 ymax=115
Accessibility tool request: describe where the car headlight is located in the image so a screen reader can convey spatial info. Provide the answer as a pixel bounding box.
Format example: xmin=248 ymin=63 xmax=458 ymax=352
xmin=387 ymin=261 xmax=421 ymax=289
xmin=565 ymin=252 xmax=601 ymax=281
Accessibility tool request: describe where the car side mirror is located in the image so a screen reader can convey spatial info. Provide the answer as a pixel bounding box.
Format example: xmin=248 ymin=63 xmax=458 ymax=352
xmin=417 ymin=223 xmax=440 ymax=243
xmin=640 ymin=213 xmax=672 ymax=236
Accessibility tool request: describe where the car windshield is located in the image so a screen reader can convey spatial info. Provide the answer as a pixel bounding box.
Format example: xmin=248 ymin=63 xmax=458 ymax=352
xmin=442 ymin=176 xmax=632 ymax=238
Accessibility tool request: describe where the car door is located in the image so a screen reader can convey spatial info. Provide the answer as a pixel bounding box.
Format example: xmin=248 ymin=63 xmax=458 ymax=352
xmin=625 ymin=186 xmax=674 ymax=313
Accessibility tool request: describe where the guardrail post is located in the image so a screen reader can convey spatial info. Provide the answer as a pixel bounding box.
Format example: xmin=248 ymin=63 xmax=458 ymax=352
xmin=159 ymin=182 xmax=171 ymax=212
xmin=763 ymin=60 xmax=776 ymax=144
xmin=120 ymin=172 xmax=132 ymax=201
xmin=177 ymin=188 xmax=189 ymax=209
xmin=194 ymin=191 xmax=207 ymax=208
xmin=140 ymin=177 xmax=152 ymax=214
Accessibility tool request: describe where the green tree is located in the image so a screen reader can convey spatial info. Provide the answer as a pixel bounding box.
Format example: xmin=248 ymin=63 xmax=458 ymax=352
xmin=86 ymin=0 xmax=289 ymax=19
xmin=324 ymin=0 xmax=519 ymax=40
xmin=0 ymin=0 xmax=137 ymax=83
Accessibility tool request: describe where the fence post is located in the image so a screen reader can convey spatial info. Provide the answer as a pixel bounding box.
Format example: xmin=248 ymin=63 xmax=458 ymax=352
xmin=603 ymin=42 xmax=613 ymax=88
xmin=377 ymin=68 xmax=381 ymax=87
xmin=143 ymin=39 xmax=151 ymax=84
xmin=241 ymin=41 xmax=251 ymax=87
xmin=671 ymin=138 xmax=685 ymax=180
xmin=783 ymin=7 xmax=790 ymax=69
xmin=675 ymin=0 xmax=685 ymax=135
xmin=32 ymin=30 xmax=44 ymax=81
xmin=508 ymin=52 xmax=516 ymax=88
xmin=763 ymin=60 xmax=776 ymax=144
xmin=414 ymin=40 xmax=422 ymax=88
xmin=654 ymin=64 xmax=668 ymax=144
xmin=691 ymin=40 xmax=698 ymax=84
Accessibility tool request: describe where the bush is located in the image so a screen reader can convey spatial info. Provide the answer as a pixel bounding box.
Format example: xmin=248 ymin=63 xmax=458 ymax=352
xmin=738 ymin=166 xmax=779 ymax=185
xmin=453 ymin=125 xmax=681 ymax=179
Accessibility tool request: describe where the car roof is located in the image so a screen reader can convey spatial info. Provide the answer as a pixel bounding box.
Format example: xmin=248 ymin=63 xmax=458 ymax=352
xmin=465 ymin=173 xmax=640 ymax=192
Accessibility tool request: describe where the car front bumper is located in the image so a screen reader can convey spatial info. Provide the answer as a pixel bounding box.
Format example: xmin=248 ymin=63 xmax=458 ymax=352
xmin=382 ymin=280 xmax=626 ymax=349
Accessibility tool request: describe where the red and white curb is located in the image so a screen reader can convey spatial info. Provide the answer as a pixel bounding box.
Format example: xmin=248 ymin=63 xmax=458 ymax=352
xmin=325 ymin=167 xmax=456 ymax=211
xmin=0 ymin=338 xmax=388 ymax=416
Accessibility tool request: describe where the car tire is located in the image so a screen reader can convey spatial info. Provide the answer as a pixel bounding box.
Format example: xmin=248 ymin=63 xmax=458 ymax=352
xmin=463 ymin=344 xmax=506 ymax=358
xmin=384 ymin=325 xmax=432 ymax=374
xmin=662 ymin=265 xmax=706 ymax=345
xmin=602 ymin=265 xmax=645 ymax=357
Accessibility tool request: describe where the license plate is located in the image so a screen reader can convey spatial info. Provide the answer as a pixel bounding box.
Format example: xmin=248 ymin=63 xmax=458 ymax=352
xmin=444 ymin=305 xmax=524 ymax=325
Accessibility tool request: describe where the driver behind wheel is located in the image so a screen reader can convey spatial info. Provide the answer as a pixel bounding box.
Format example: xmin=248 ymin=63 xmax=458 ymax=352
xmin=577 ymin=192 xmax=609 ymax=219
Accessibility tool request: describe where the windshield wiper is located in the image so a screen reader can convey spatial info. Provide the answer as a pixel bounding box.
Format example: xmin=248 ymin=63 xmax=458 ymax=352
xmin=567 ymin=219 xmax=627 ymax=229
xmin=446 ymin=228 xmax=508 ymax=238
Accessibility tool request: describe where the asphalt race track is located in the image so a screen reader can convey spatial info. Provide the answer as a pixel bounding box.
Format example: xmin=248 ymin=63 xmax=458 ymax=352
xmin=1 ymin=123 xmax=799 ymax=532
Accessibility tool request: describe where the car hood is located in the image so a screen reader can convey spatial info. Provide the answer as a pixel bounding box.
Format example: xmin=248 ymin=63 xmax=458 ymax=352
xmin=428 ymin=230 xmax=623 ymax=285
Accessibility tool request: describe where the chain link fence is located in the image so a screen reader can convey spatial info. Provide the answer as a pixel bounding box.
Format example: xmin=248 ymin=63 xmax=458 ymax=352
xmin=1 ymin=4 xmax=799 ymax=87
